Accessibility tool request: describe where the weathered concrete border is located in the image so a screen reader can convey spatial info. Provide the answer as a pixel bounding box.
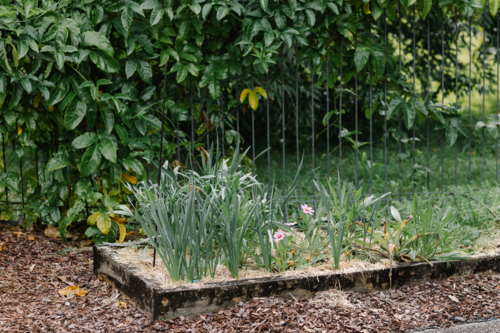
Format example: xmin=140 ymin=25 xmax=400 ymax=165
xmin=93 ymin=245 xmax=500 ymax=320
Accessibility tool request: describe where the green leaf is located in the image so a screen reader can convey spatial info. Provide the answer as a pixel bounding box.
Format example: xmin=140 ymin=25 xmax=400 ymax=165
xmin=127 ymin=158 xmax=146 ymax=179
xmin=125 ymin=59 xmax=137 ymax=79
xmin=72 ymin=132 xmax=98 ymax=149
xmin=422 ymin=0 xmax=432 ymax=19
xmin=177 ymin=20 xmax=191 ymax=41
xmin=354 ymin=45 xmax=370 ymax=72
xmin=46 ymin=83 xmax=69 ymax=106
xmin=46 ymin=149 xmax=69 ymax=172
xmin=121 ymin=6 xmax=132 ymax=31
xmin=99 ymin=136 xmax=117 ymax=163
xmin=323 ymin=2 xmax=336 ymax=15
xmin=371 ymin=1 xmax=382 ymax=20
xmin=87 ymin=102 xmax=98 ymax=129
xmin=81 ymin=31 xmax=114 ymax=56
xmin=487 ymin=122 xmax=498 ymax=138
xmin=371 ymin=48 xmax=385 ymax=75
xmin=305 ymin=9 xmax=316 ymax=26
xmin=446 ymin=122 xmax=458 ymax=147
xmin=134 ymin=34 xmax=155 ymax=55
xmin=264 ymin=31 xmax=274 ymax=46
xmin=137 ymin=60 xmax=153 ymax=84
xmin=114 ymin=123 xmax=130 ymax=147
xmin=110 ymin=163 xmax=122 ymax=184
xmin=103 ymin=195 xmax=120 ymax=207
xmin=217 ymin=6 xmax=229 ymax=20
xmin=151 ymin=7 xmax=164 ymax=25
xmin=189 ymin=3 xmax=201 ymax=15
xmin=89 ymin=50 xmax=120 ymax=73
xmin=387 ymin=96 xmax=404 ymax=120
xmin=9 ymin=82 xmax=23 ymax=109
xmin=65 ymin=99 xmax=87 ymax=130
xmin=80 ymin=144 xmax=102 ymax=177
xmin=491 ymin=0 xmax=499 ymax=17
xmin=100 ymin=107 xmax=115 ymax=134
xmin=413 ymin=98 xmax=428 ymax=116
xmin=202 ymin=3 xmax=212 ymax=19
xmin=403 ymin=102 xmax=415 ymax=130
xmin=260 ymin=0 xmax=268 ymax=11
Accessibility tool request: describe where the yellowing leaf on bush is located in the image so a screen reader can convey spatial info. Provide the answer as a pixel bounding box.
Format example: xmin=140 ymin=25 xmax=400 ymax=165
xmin=17 ymin=125 xmax=22 ymax=135
xmin=114 ymin=301 xmax=127 ymax=309
xmin=97 ymin=215 xmax=111 ymax=235
xmin=117 ymin=223 xmax=126 ymax=243
xmin=363 ymin=3 xmax=371 ymax=14
xmin=121 ymin=172 xmax=138 ymax=184
xmin=87 ymin=212 xmax=101 ymax=226
xmin=33 ymin=93 xmax=42 ymax=108
xmin=0 ymin=210 xmax=11 ymax=221
xmin=58 ymin=286 xmax=88 ymax=297
xmin=239 ymin=88 xmax=251 ymax=103
xmin=248 ymin=90 xmax=258 ymax=110
xmin=88 ymin=211 xmax=112 ymax=235
xmin=253 ymin=86 xmax=268 ymax=99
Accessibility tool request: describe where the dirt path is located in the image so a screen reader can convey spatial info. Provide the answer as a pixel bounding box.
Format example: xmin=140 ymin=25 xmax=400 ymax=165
xmin=1 ymin=226 xmax=499 ymax=333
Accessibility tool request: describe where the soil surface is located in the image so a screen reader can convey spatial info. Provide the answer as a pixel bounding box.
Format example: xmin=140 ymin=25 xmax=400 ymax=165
xmin=1 ymin=226 xmax=500 ymax=333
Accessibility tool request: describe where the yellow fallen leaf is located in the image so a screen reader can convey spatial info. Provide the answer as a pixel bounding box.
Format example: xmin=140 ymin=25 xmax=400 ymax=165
xmin=58 ymin=286 xmax=88 ymax=297
xmin=0 ymin=246 xmax=6 ymax=251
xmin=14 ymin=231 xmax=24 ymax=237
xmin=114 ymin=301 xmax=127 ymax=309
xmin=17 ymin=125 xmax=22 ymax=135
xmin=27 ymin=234 xmax=35 ymax=241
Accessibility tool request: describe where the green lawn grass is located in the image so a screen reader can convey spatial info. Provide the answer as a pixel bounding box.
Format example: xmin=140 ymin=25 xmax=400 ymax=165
xmin=254 ymin=136 xmax=500 ymax=199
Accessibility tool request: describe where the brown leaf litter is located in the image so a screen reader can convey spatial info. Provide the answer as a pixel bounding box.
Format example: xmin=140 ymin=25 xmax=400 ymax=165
xmin=1 ymin=225 xmax=500 ymax=332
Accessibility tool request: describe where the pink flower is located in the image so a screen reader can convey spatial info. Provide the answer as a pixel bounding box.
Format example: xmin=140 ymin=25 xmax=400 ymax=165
xmin=285 ymin=222 xmax=297 ymax=226
xmin=301 ymin=204 xmax=314 ymax=215
xmin=273 ymin=230 xmax=285 ymax=243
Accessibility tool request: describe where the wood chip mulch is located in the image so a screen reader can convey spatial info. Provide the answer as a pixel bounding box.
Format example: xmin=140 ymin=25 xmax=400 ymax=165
xmin=1 ymin=226 xmax=499 ymax=333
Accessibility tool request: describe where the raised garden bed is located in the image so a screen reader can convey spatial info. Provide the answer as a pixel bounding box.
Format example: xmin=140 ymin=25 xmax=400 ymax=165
xmin=93 ymin=244 xmax=500 ymax=320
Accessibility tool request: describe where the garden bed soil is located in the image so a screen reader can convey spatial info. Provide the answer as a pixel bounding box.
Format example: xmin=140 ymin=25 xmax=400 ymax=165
xmin=93 ymin=244 xmax=500 ymax=320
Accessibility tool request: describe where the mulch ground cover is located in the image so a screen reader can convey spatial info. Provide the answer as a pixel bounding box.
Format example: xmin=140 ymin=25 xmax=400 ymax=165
xmin=1 ymin=226 xmax=499 ymax=333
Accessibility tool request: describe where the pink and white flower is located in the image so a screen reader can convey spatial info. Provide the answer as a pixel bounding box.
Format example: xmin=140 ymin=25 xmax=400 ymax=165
xmin=301 ymin=204 xmax=315 ymax=215
xmin=285 ymin=222 xmax=297 ymax=226
xmin=273 ymin=230 xmax=285 ymax=243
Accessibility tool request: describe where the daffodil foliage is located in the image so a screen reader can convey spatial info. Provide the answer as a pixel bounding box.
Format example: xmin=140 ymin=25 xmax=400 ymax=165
xmin=0 ymin=0 xmax=497 ymax=242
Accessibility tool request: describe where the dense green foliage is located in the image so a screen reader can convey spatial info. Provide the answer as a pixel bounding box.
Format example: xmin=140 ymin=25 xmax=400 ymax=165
xmin=0 ymin=0 xmax=498 ymax=242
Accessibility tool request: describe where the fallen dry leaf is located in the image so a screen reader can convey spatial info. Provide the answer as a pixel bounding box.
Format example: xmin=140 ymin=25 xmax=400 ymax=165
xmin=58 ymin=276 xmax=66 ymax=282
xmin=0 ymin=246 xmax=6 ymax=251
xmin=27 ymin=234 xmax=35 ymax=241
xmin=29 ymin=264 xmax=35 ymax=272
xmin=58 ymin=285 xmax=88 ymax=297
xmin=14 ymin=231 xmax=24 ymax=237
xmin=114 ymin=301 xmax=128 ymax=309
xmin=45 ymin=225 xmax=75 ymax=240
xmin=449 ymin=295 xmax=459 ymax=302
